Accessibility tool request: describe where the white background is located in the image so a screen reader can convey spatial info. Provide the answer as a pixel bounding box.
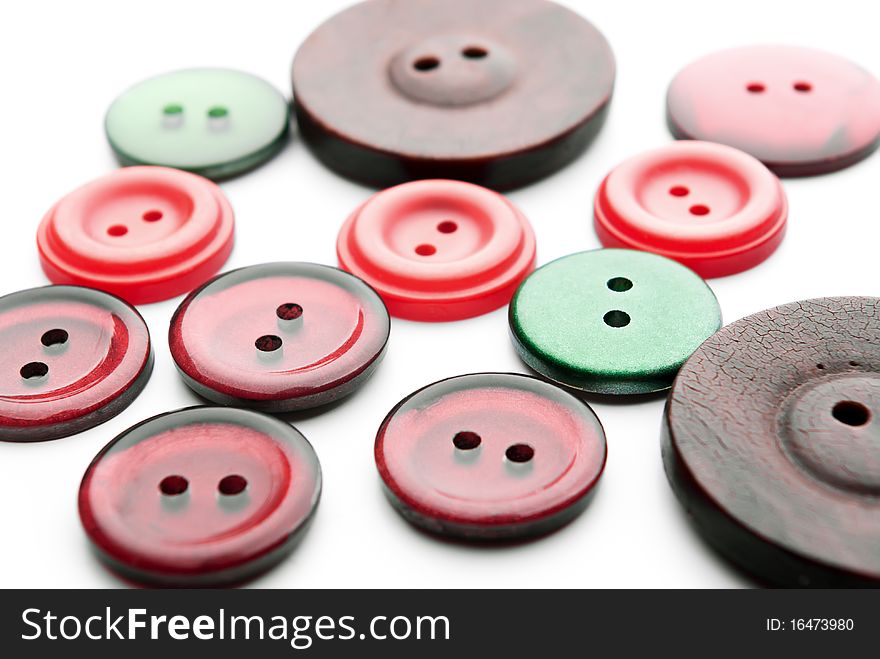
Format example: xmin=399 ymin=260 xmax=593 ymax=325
xmin=1 ymin=0 xmax=878 ymax=588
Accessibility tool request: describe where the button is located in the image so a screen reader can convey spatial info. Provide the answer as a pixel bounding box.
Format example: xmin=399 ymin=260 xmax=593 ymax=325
xmin=664 ymin=297 xmax=880 ymax=586
xmin=38 ymin=167 xmax=235 ymax=304
xmin=0 ymin=285 xmax=152 ymax=442
xmin=375 ymin=373 xmax=606 ymax=540
xmin=667 ymin=46 xmax=880 ymax=176
xmin=169 ymin=262 xmax=390 ymax=412
xmin=337 ymin=180 xmax=536 ymax=321
xmin=509 ymin=249 xmax=721 ymax=395
xmin=105 ymin=68 xmax=290 ymax=180
xmin=292 ymin=0 xmax=614 ymax=190
xmin=78 ymin=406 xmax=321 ymax=586
xmin=594 ymin=141 xmax=788 ymax=278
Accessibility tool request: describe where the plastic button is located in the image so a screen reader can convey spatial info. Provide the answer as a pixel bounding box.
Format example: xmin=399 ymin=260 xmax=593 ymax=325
xmin=38 ymin=167 xmax=235 ymax=304
xmin=170 ymin=262 xmax=390 ymax=412
xmin=509 ymin=249 xmax=721 ymax=395
xmin=594 ymin=141 xmax=788 ymax=278
xmin=292 ymin=0 xmax=614 ymax=190
xmin=0 ymin=285 xmax=152 ymax=442
xmin=105 ymin=68 xmax=289 ymax=180
xmin=79 ymin=406 xmax=321 ymax=586
xmin=337 ymin=180 xmax=536 ymax=321
xmin=667 ymin=46 xmax=880 ymax=176
xmin=664 ymin=297 xmax=880 ymax=587
xmin=375 ymin=373 xmax=606 ymax=540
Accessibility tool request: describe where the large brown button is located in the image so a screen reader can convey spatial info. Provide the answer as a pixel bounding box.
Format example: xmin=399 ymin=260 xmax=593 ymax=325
xmin=292 ymin=0 xmax=615 ymax=190
xmin=664 ymin=297 xmax=880 ymax=587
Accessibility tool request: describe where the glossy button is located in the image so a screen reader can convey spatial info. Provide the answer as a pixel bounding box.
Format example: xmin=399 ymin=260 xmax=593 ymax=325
xmin=667 ymin=46 xmax=880 ymax=176
xmin=375 ymin=373 xmax=606 ymax=540
xmin=337 ymin=180 xmax=536 ymax=321
xmin=664 ymin=297 xmax=880 ymax=586
xmin=38 ymin=167 xmax=235 ymax=304
xmin=292 ymin=0 xmax=615 ymax=190
xmin=509 ymin=249 xmax=721 ymax=395
xmin=0 ymin=285 xmax=152 ymax=442
xmin=594 ymin=141 xmax=788 ymax=278
xmin=170 ymin=263 xmax=390 ymax=412
xmin=105 ymin=68 xmax=289 ymax=180
xmin=79 ymin=406 xmax=321 ymax=586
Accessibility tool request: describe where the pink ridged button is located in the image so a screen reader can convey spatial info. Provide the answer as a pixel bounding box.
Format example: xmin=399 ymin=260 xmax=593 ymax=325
xmin=337 ymin=180 xmax=536 ymax=321
xmin=38 ymin=166 xmax=234 ymax=304
xmin=594 ymin=141 xmax=788 ymax=277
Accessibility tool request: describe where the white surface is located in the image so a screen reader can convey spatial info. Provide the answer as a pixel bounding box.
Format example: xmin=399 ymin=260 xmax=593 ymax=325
xmin=1 ymin=0 xmax=878 ymax=589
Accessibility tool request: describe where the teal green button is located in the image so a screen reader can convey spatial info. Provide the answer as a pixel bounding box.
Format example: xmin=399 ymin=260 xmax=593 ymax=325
xmin=105 ymin=68 xmax=289 ymax=180
xmin=509 ymin=249 xmax=722 ymax=395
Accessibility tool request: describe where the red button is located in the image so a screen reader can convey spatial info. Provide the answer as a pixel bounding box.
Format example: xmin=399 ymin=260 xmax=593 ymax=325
xmin=667 ymin=45 xmax=880 ymax=176
xmin=79 ymin=406 xmax=321 ymax=586
xmin=594 ymin=141 xmax=787 ymax=278
xmin=170 ymin=262 xmax=390 ymax=411
xmin=38 ymin=166 xmax=235 ymax=304
xmin=337 ymin=180 xmax=536 ymax=321
xmin=0 ymin=285 xmax=152 ymax=442
xmin=375 ymin=373 xmax=606 ymax=540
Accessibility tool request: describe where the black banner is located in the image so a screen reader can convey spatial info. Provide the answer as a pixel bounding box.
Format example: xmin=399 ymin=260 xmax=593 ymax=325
xmin=0 ymin=589 xmax=875 ymax=656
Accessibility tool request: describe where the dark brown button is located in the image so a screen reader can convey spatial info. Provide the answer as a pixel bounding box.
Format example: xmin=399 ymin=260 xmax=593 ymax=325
xmin=664 ymin=297 xmax=880 ymax=586
xmin=292 ymin=0 xmax=615 ymax=190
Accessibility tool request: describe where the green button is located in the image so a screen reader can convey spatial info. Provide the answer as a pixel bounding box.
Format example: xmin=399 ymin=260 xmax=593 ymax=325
xmin=509 ymin=249 xmax=721 ymax=395
xmin=105 ymin=68 xmax=289 ymax=180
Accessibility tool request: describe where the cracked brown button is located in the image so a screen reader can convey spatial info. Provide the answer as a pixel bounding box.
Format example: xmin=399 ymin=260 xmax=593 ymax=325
xmin=292 ymin=0 xmax=615 ymax=190
xmin=664 ymin=297 xmax=880 ymax=586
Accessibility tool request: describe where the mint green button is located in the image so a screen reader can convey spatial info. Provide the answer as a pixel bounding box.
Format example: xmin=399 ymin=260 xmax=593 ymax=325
xmin=105 ymin=68 xmax=289 ymax=180
xmin=509 ymin=249 xmax=722 ymax=395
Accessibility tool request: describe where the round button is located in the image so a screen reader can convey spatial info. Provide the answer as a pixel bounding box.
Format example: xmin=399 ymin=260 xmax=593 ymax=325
xmin=38 ymin=167 xmax=235 ymax=304
xmin=509 ymin=249 xmax=721 ymax=395
xmin=337 ymin=180 xmax=536 ymax=321
xmin=105 ymin=68 xmax=290 ymax=180
xmin=667 ymin=46 xmax=880 ymax=176
xmin=79 ymin=406 xmax=321 ymax=586
xmin=594 ymin=141 xmax=788 ymax=278
xmin=169 ymin=262 xmax=390 ymax=412
xmin=292 ymin=0 xmax=615 ymax=190
xmin=664 ymin=297 xmax=880 ymax=586
xmin=0 ymin=285 xmax=152 ymax=442
xmin=375 ymin=373 xmax=606 ymax=540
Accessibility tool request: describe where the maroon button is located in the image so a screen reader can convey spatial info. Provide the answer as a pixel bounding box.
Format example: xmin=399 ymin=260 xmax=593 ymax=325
xmin=664 ymin=297 xmax=880 ymax=586
xmin=79 ymin=406 xmax=321 ymax=586
xmin=0 ymin=285 xmax=152 ymax=442
xmin=667 ymin=45 xmax=880 ymax=176
xmin=375 ymin=373 xmax=606 ymax=540
xmin=594 ymin=141 xmax=788 ymax=277
xmin=292 ymin=0 xmax=615 ymax=190
xmin=169 ymin=262 xmax=390 ymax=412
